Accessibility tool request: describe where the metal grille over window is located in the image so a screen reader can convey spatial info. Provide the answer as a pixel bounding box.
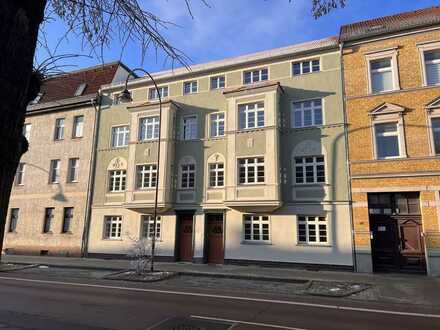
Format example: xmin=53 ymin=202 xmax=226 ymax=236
xmin=239 ymin=157 xmax=264 ymax=184
xmin=244 ymin=215 xmax=270 ymax=242
xmin=295 ymin=156 xmax=325 ymax=184
xmin=298 ymin=216 xmax=328 ymax=244
xmin=141 ymin=215 xmax=161 ymax=239
xmin=104 ymin=216 xmax=122 ymax=239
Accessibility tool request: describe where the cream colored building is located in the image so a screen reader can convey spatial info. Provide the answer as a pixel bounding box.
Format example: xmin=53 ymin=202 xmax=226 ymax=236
xmin=88 ymin=37 xmax=354 ymax=269
xmin=3 ymin=62 xmax=130 ymax=256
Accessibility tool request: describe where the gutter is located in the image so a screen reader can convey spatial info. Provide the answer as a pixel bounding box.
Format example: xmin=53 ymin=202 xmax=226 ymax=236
xmin=339 ymin=42 xmax=358 ymax=272
xmin=81 ymin=91 xmax=103 ymax=257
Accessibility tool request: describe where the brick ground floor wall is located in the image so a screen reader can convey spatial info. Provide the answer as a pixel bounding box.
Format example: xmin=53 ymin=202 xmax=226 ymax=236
xmin=351 ymin=176 xmax=440 ymax=276
xmin=87 ymin=203 xmax=353 ymax=269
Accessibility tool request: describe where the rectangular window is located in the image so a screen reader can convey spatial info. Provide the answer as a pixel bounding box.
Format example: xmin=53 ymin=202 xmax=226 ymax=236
xmin=54 ymin=118 xmax=65 ymax=140
xmin=243 ymin=68 xmax=268 ymax=84
xmin=375 ymin=122 xmax=400 ymax=158
xmin=210 ymin=113 xmax=225 ymax=137
xmin=244 ymin=215 xmax=270 ymax=242
xmin=15 ymin=163 xmax=25 ymax=185
xmin=62 ymin=207 xmax=73 ymax=233
xmin=209 ymin=163 xmax=224 ymax=187
xmin=111 ymin=125 xmax=130 ymax=147
xmin=23 ymin=123 xmax=31 ymax=141
xmin=136 ymin=164 xmax=157 ymax=189
xmin=210 ymin=76 xmax=225 ymax=89
xmin=8 ymin=208 xmax=19 ymax=232
xmin=148 ymin=86 xmax=168 ymax=100
xmin=49 ymin=159 xmax=61 ymax=183
xmin=182 ymin=116 xmax=197 ymax=140
xmin=370 ymin=58 xmax=394 ymax=93
xmin=104 ymin=216 xmax=122 ymax=239
xmin=67 ymin=158 xmax=79 ymax=183
xmin=238 ymin=102 xmax=264 ymax=129
xmin=43 ymin=208 xmax=54 ymax=233
xmin=432 ymin=117 xmax=440 ymax=155
xmin=295 ymin=156 xmax=325 ymax=184
xmin=292 ymin=99 xmax=323 ymax=128
xmin=239 ymin=157 xmax=264 ymax=184
xmin=180 ymin=164 xmax=195 ymax=189
xmin=108 ymin=170 xmax=126 ymax=192
xmin=139 ymin=117 xmax=159 ymax=141
xmin=183 ymin=81 xmax=198 ymax=94
xmin=292 ymin=59 xmax=320 ymax=75
xmin=141 ymin=215 xmax=161 ymax=239
xmin=425 ymin=49 xmax=440 ymax=86
xmin=72 ymin=116 xmax=84 ymax=138
xmin=298 ymin=216 xmax=328 ymax=244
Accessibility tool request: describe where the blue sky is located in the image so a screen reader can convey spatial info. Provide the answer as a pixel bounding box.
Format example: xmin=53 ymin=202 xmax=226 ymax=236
xmin=36 ymin=0 xmax=440 ymax=74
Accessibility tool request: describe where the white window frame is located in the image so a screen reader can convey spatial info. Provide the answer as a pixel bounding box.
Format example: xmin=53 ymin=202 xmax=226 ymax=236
xmin=291 ymin=98 xmax=324 ymax=128
xmin=111 ymin=125 xmax=130 ymax=148
xmin=180 ymin=163 xmax=196 ymax=189
xmin=15 ymin=163 xmax=25 ymax=186
xmin=210 ymin=112 xmax=225 ymax=137
xmin=365 ymin=49 xmax=400 ymax=94
xmin=297 ymin=215 xmax=329 ymax=245
xmin=418 ymin=41 xmax=440 ymax=87
xmin=426 ymin=102 xmax=440 ymax=156
xmin=183 ymin=81 xmax=198 ymax=95
xmin=136 ymin=164 xmax=157 ymax=190
xmin=210 ymin=75 xmax=226 ymax=90
xmin=103 ymin=216 xmax=122 ymax=240
xmin=292 ymin=59 xmax=320 ymax=76
xmin=108 ymin=170 xmax=126 ymax=192
xmin=181 ymin=115 xmax=198 ymax=140
xmin=54 ymin=118 xmax=65 ymax=140
xmin=67 ymin=158 xmax=79 ymax=183
xmin=294 ymin=155 xmax=326 ymax=185
xmin=148 ymin=86 xmax=169 ymax=100
xmin=238 ymin=157 xmax=265 ymax=185
xmin=208 ymin=163 xmax=224 ymax=188
xmin=372 ymin=120 xmax=406 ymax=160
xmin=49 ymin=159 xmax=61 ymax=184
xmin=23 ymin=123 xmax=31 ymax=141
xmin=72 ymin=115 xmax=84 ymax=138
xmin=141 ymin=215 xmax=161 ymax=240
xmin=243 ymin=215 xmax=270 ymax=243
xmin=243 ymin=68 xmax=269 ymax=85
xmin=139 ymin=116 xmax=159 ymax=141
xmin=238 ymin=102 xmax=265 ymax=130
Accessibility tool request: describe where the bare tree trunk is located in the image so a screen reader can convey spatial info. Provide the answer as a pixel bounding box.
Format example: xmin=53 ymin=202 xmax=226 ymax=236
xmin=0 ymin=1 xmax=47 ymax=260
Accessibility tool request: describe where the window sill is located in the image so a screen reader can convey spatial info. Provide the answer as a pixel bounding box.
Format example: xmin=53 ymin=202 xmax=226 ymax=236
xmin=241 ymin=241 xmax=272 ymax=245
xmin=292 ymin=71 xmax=320 ymax=77
xmin=42 ymin=231 xmax=53 ymax=235
xmin=369 ymin=88 xmax=400 ymax=96
xmin=66 ymin=181 xmax=78 ymax=184
xmin=7 ymin=231 xmax=17 ymax=234
xmin=61 ymin=231 xmax=73 ymax=235
xmin=102 ymin=238 xmax=123 ymax=241
xmin=135 ymin=188 xmax=156 ymax=191
xmin=238 ymin=183 xmax=265 ymax=186
xmin=71 ymin=136 xmax=84 ymax=140
xmin=110 ymin=146 xmax=129 ymax=150
xmin=178 ymin=188 xmax=195 ymax=192
xmin=297 ymin=243 xmax=331 ymax=247
xmin=48 ymin=182 xmax=60 ymax=185
xmin=236 ymin=127 xmax=265 ymax=133
xmin=293 ymin=183 xmax=328 ymax=187
xmin=207 ymin=186 xmax=225 ymax=190
xmin=375 ymin=155 xmax=407 ymax=161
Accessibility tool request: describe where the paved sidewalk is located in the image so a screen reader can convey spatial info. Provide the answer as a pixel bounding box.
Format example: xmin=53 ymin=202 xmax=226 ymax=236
xmin=3 ymin=254 xmax=440 ymax=306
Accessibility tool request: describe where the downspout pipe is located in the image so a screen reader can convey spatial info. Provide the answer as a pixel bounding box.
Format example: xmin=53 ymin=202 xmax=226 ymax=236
xmin=339 ymin=42 xmax=358 ymax=272
xmin=81 ymin=91 xmax=102 ymax=257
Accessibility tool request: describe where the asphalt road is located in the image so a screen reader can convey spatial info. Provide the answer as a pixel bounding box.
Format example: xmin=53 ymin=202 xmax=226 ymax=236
xmin=0 ymin=271 xmax=438 ymax=330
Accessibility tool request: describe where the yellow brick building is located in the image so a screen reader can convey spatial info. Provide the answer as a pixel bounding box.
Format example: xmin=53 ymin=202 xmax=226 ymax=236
xmin=340 ymin=7 xmax=440 ymax=275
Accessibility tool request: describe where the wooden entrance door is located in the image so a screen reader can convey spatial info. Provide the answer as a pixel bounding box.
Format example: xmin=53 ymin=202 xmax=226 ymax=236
xmin=368 ymin=193 xmax=426 ymax=274
xmin=207 ymin=214 xmax=224 ymax=264
xmin=178 ymin=215 xmax=194 ymax=262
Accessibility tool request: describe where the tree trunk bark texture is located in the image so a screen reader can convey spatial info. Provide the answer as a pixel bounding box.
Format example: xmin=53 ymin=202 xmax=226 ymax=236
xmin=0 ymin=1 xmax=47 ymax=259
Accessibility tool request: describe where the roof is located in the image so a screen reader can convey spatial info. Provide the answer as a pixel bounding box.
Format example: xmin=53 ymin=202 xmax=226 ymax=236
xmin=340 ymin=6 xmax=440 ymax=43
xmin=27 ymin=61 xmax=129 ymax=112
xmin=103 ymin=36 xmax=338 ymax=91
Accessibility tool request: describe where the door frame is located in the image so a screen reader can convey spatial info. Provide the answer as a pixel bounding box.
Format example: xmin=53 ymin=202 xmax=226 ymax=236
xmin=204 ymin=212 xmax=226 ymax=264
xmin=175 ymin=210 xmax=195 ymax=262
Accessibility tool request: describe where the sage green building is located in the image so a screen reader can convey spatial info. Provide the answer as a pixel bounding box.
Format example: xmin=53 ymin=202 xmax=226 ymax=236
xmin=87 ymin=36 xmax=354 ymax=269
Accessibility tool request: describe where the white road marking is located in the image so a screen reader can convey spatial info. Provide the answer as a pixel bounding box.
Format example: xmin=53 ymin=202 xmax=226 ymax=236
xmin=0 ymin=275 xmax=439 ymax=319
xmin=191 ymin=315 xmax=308 ymax=330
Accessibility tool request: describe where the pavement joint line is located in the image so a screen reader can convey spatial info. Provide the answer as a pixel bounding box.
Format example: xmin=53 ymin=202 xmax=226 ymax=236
xmin=191 ymin=315 xmax=308 ymax=330
xmin=0 ymin=275 xmax=439 ymax=319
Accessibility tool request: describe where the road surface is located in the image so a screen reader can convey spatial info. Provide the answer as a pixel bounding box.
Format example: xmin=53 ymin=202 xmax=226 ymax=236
xmin=0 ymin=271 xmax=438 ymax=329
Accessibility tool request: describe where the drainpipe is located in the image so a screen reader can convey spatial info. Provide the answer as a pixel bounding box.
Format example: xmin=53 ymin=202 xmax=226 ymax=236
xmin=339 ymin=42 xmax=358 ymax=272
xmin=81 ymin=91 xmax=103 ymax=257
